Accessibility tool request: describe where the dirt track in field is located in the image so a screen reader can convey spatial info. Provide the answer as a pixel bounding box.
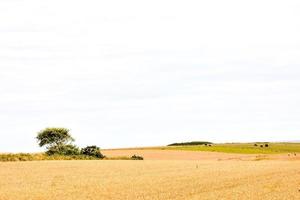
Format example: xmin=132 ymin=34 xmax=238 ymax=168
xmin=102 ymin=149 xmax=300 ymax=161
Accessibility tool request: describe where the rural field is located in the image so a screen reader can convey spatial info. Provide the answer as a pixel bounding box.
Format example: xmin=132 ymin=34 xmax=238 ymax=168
xmin=1 ymin=0 xmax=300 ymax=199
xmin=1 ymin=146 xmax=300 ymax=200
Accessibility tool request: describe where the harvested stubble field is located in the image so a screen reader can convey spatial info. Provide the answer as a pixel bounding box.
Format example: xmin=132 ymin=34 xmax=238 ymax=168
xmin=0 ymin=153 xmax=300 ymax=200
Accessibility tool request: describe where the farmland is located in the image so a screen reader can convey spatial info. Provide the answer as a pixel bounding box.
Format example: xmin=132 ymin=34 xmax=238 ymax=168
xmin=161 ymin=142 xmax=300 ymax=154
xmin=107 ymin=142 xmax=300 ymax=154
xmin=0 ymin=159 xmax=300 ymax=200
xmin=1 ymin=143 xmax=300 ymax=199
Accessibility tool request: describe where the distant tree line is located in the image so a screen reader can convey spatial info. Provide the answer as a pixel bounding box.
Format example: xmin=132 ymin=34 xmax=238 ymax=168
xmin=168 ymin=141 xmax=213 ymax=146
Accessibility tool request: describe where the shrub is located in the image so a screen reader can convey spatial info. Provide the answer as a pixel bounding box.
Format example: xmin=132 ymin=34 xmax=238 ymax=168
xmin=81 ymin=146 xmax=104 ymax=159
xmin=260 ymin=145 xmax=264 ymax=148
xmin=254 ymin=144 xmax=258 ymax=146
xmin=265 ymin=144 xmax=269 ymax=147
xmin=46 ymin=144 xmax=80 ymax=156
xmin=131 ymin=155 xmax=144 ymax=160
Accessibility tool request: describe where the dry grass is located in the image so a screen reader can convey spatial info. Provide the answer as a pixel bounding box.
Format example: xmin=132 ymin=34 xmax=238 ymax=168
xmin=0 ymin=159 xmax=300 ymax=200
xmin=0 ymin=153 xmax=135 ymax=162
xmin=0 ymin=153 xmax=106 ymax=162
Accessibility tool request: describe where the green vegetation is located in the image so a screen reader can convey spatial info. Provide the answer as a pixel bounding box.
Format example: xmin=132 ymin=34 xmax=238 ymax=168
xmin=37 ymin=127 xmax=79 ymax=155
xmin=81 ymin=146 xmax=105 ymax=158
xmin=46 ymin=144 xmax=81 ymax=156
xmin=168 ymin=141 xmax=213 ymax=146
xmin=36 ymin=127 xmax=105 ymax=159
xmin=157 ymin=143 xmax=300 ymax=154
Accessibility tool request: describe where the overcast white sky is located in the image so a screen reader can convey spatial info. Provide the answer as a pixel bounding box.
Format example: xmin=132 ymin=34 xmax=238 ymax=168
xmin=1 ymin=0 xmax=300 ymax=152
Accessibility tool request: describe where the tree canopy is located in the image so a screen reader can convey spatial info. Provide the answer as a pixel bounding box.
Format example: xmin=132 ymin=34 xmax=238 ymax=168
xmin=36 ymin=128 xmax=75 ymax=155
xmin=36 ymin=127 xmax=74 ymax=147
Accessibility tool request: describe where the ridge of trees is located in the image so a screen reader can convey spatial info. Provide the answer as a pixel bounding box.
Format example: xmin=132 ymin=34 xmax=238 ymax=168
xmin=168 ymin=141 xmax=213 ymax=146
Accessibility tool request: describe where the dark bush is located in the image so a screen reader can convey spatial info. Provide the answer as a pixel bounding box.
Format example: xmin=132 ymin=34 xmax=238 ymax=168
xmin=260 ymin=145 xmax=264 ymax=148
xmin=131 ymin=155 xmax=144 ymax=160
xmin=81 ymin=146 xmax=104 ymax=159
xmin=265 ymin=144 xmax=269 ymax=147
xmin=254 ymin=144 xmax=258 ymax=146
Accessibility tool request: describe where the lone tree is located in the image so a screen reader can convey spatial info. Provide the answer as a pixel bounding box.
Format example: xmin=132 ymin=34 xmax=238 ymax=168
xmin=36 ymin=127 xmax=78 ymax=155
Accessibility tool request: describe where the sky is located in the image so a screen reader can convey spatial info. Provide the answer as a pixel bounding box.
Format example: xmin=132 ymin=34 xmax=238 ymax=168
xmin=1 ymin=0 xmax=300 ymax=152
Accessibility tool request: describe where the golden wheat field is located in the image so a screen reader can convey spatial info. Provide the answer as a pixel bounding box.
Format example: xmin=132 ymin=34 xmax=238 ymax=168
xmin=0 ymin=152 xmax=300 ymax=200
